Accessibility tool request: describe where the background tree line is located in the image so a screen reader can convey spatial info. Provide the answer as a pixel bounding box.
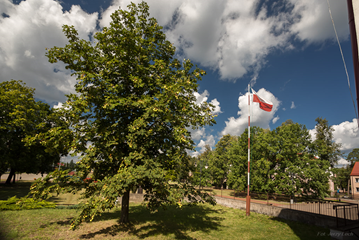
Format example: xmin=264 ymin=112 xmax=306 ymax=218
xmin=191 ymin=118 xmax=344 ymax=199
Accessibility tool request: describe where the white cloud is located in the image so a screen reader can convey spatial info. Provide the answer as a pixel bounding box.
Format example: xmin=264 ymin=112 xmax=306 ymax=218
xmin=53 ymin=102 xmax=64 ymax=109
xmin=0 ymin=0 xmax=350 ymax=106
xmin=221 ymin=88 xmax=280 ymax=136
xmin=210 ymin=98 xmax=222 ymax=114
xmin=272 ymin=116 xmax=280 ymax=124
xmin=337 ymin=157 xmax=350 ymax=167
xmin=289 ymin=0 xmax=349 ymax=43
xmin=0 ymin=0 xmax=98 ymax=103
xmin=290 ymin=101 xmax=296 ymax=109
xmin=99 ymin=0 xmax=183 ymax=29
xmin=332 ymin=119 xmax=359 ymax=152
xmin=308 ymin=128 xmax=316 ymax=141
xmin=165 ymin=1 xmax=294 ymax=81
xmin=191 ymin=127 xmax=205 ymax=141
xmin=197 ymin=134 xmax=215 ymax=153
xmin=100 ymin=0 xmax=348 ymax=82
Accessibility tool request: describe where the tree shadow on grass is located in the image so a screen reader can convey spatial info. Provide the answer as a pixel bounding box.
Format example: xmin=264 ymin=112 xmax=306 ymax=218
xmin=0 ymin=182 xmax=33 ymax=200
xmin=80 ymin=204 xmax=225 ymax=239
xmin=268 ymin=216 xmax=331 ymax=240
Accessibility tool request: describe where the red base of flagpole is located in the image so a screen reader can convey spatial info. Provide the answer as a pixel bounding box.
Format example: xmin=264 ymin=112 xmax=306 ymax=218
xmin=246 ymin=195 xmax=251 ymax=216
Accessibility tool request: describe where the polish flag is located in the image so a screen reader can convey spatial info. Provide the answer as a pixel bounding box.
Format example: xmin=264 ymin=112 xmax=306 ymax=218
xmin=251 ymin=88 xmax=273 ymax=112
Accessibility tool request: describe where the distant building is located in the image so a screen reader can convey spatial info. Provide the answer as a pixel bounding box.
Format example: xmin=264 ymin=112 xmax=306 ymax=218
xmin=350 ymin=162 xmax=359 ymax=199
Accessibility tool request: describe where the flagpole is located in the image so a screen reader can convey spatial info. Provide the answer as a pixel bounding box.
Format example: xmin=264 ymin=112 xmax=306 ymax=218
xmin=246 ymin=84 xmax=251 ymax=216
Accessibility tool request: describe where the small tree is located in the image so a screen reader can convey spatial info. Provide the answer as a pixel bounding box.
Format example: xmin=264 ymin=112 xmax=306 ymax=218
xmin=332 ymin=166 xmax=351 ymax=191
xmin=226 ymin=127 xmax=265 ymax=192
xmin=29 ymin=2 xmax=216 ymax=229
xmin=191 ymin=145 xmax=213 ymax=188
xmin=347 ymin=148 xmax=359 ymax=167
xmin=311 ymin=117 xmax=342 ymax=167
xmin=209 ymin=134 xmax=236 ymax=189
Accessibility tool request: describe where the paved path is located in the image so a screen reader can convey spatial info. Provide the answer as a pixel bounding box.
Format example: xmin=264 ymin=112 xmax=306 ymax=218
xmin=214 ymin=194 xmax=359 ymax=219
xmin=0 ymin=173 xmax=48 ymax=183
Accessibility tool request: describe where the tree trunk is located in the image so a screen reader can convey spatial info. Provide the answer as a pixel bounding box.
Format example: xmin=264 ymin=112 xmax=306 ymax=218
xmin=5 ymin=168 xmax=15 ymax=184
xmin=119 ymin=191 xmax=130 ymax=223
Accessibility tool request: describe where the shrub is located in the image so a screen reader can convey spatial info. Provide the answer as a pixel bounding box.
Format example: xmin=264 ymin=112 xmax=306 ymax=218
xmin=0 ymin=196 xmax=56 ymax=211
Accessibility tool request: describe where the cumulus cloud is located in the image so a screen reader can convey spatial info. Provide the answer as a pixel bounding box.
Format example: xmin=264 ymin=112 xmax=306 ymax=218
xmin=272 ymin=116 xmax=280 ymax=124
xmin=0 ymin=0 xmax=349 ymax=105
xmin=337 ymin=157 xmax=350 ymax=167
xmin=197 ymin=135 xmax=215 ymax=152
xmin=99 ymin=0 xmax=348 ymax=82
xmin=53 ymin=102 xmax=64 ymax=109
xmin=332 ymin=119 xmax=359 ymax=152
xmin=0 ymin=0 xmax=98 ymax=103
xmin=191 ymin=127 xmax=206 ymax=141
xmin=289 ymin=0 xmax=349 ymax=43
xmin=308 ymin=128 xmax=316 ymax=141
xmin=221 ymin=88 xmax=280 ymax=136
xmin=290 ymin=101 xmax=296 ymax=109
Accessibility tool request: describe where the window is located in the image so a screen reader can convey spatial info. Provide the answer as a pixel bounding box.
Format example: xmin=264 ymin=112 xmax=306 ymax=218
xmin=356 ymin=187 xmax=359 ymax=192
xmin=356 ymin=178 xmax=359 ymax=183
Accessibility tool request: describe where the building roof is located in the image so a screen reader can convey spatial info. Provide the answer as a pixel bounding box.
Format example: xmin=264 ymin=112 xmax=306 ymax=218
xmin=350 ymin=162 xmax=359 ymax=176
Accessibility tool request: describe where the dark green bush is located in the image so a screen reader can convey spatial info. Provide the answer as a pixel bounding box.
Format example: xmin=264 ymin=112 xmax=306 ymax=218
xmin=0 ymin=196 xmax=56 ymax=210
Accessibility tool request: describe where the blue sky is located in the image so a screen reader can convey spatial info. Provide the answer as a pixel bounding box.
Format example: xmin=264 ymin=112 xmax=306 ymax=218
xmin=1 ymin=0 xmax=358 ymax=165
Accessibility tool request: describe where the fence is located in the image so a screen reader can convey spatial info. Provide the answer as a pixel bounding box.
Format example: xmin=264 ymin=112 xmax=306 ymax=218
xmin=333 ymin=203 xmax=359 ymax=228
xmin=211 ymin=189 xmax=359 ymax=228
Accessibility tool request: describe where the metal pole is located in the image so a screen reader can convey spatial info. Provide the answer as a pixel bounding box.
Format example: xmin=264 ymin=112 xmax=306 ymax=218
xmin=347 ymin=0 xmax=359 ymax=127
xmin=344 ymin=205 xmax=347 ymax=226
xmin=246 ymin=84 xmax=251 ymax=216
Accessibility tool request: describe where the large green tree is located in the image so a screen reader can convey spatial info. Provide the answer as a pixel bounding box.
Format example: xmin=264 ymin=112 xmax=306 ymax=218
xmin=29 ymin=2 xmax=216 ymax=228
xmin=227 ymin=120 xmax=331 ymax=199
xmin=267 ymin=120 xmax=330 ymax=199
xmin=0 ymin=80 xmax=61 ymax=184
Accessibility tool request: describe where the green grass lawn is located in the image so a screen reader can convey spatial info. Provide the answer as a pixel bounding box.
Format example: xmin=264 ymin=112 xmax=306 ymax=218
xmin=0 ymin=203 xmax=331 ymax=240
xmin=0 ymin=181 xmax=34 ymax=200
xmin=0 ymin=181 xmax=331 ymax=240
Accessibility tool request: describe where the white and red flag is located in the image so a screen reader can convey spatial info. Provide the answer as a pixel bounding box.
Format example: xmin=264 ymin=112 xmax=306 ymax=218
xmin=251 ymin=88 xmax=273 ymax=112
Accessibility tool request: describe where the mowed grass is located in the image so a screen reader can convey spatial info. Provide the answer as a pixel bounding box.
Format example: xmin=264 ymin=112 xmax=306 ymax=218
xmin=0 ymin=203 xmax=331 ymax=240
xmin=0 ymin=181 xmax=331 ymax=240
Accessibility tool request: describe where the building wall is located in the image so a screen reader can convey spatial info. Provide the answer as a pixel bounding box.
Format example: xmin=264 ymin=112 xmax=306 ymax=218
xmin=328 ymin=177 xmax=335 ymax=192
xmin=351 ymin=176 xmax=359 ymax=199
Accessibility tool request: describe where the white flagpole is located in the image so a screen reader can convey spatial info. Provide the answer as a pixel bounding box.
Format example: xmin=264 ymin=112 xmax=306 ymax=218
xmin=246 ymin=84 xmax=251 ymax=216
